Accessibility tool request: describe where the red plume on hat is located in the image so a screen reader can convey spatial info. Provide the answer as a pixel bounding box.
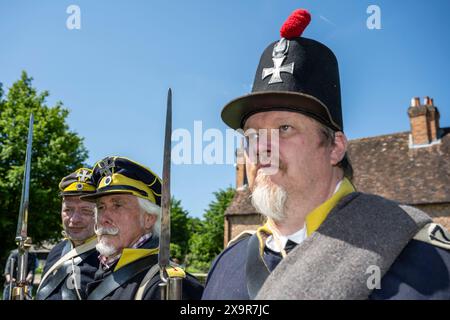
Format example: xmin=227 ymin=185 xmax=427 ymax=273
xmin=280 ymin=9 xmax=311 ymax=39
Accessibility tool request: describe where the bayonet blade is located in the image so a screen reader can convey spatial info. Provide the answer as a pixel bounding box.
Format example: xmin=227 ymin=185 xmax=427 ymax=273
xmin=159 ymin=89 xmax=172 ymax=273
xmin=12 ymin=113 xmax=34 ymax=299
xmin=16 ymin=113 xmax=34 ymax=241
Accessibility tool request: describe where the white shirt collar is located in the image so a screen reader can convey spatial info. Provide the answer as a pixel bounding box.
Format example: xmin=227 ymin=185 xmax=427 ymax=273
xmin=265 ymin=179 xmax=343 ymax=253
xmin=334 ymin=179 xmax=343 ymax=194
xmin=266 ymin=225 xmax=307 ymax=253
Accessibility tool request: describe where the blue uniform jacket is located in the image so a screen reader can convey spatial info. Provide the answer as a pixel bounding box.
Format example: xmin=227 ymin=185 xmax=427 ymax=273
xmin=202 ymin=236 xmax=450 ymax=300
xmin=37 ymin=239 xmax=99 ymax=300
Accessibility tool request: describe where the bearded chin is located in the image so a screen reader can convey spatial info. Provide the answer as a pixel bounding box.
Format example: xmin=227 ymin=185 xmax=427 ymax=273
xmin=96 ymin=239 xmax=118 ymax=257
xmin=251 ymin=173 xmax=288 ymax=222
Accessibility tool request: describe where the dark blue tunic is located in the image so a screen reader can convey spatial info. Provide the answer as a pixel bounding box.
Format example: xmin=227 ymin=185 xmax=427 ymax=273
xmin=37 ymin=239 xmax=99 ymax=300
xmin=202 ymin=236 xmax=450 ymax=300
xmin=86 ymin=236 xmax=204 ymax=300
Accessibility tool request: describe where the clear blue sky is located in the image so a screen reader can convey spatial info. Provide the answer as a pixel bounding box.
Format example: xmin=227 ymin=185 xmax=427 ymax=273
xmin=1 ymin=0 xmax=449 ymax=218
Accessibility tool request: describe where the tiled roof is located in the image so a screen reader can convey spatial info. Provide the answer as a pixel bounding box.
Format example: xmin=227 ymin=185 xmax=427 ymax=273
xmin=347 ymin=128 xmax=450 ymax=204
xmin=225 ymin=186 xmax=257 ymax=216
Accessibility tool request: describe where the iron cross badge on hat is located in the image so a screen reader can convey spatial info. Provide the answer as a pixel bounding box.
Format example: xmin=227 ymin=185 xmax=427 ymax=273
xmin=59 ymin=167 xmax=96 ymax=196
xmin=221 ymin=9 xmax=343 ymax=132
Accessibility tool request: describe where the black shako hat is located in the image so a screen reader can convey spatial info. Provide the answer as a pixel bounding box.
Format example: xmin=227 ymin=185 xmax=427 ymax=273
xmin=221 ymin=9 xmax=343 ymax=131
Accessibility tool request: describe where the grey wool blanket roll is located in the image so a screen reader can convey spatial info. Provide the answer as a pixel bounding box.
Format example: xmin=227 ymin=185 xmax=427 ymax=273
xmin=256 ymin=192 xmax=432 ymax=300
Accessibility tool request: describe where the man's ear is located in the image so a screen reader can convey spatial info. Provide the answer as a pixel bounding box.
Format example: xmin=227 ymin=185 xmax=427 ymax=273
xmin=143 ymin=213 xmax=157 ymax=230
xmin=330 ymin=132 xmax=347 ymax=166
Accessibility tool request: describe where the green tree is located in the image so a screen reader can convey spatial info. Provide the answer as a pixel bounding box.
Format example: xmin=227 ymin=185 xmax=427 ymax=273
xmin=170 ymin=197 xmax=191 ymax=262
xmin=0 ymin=71 xmax=88 ymax=267
xmin=187 ymin=187 xmax=235 ymax=272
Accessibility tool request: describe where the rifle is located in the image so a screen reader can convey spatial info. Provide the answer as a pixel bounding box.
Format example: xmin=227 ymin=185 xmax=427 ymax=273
xmin=158 ymin=89 xmax=182 ymax=300
xmin=8 ymin=256 xmax=15 ymax=300
xmin=11 ymin=114 xmax=34 ymax=300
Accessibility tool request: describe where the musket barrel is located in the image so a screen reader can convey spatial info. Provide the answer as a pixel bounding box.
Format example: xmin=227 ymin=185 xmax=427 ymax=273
xmin=8 ymin=257 xmax=15 ymax=300
xmin=168 ymin=277 xmax=183 ymax=300
xmin=16 ymin=251 xmax=28 ymax=285
xmin=159 ymin=282 xmax=168 ymax=300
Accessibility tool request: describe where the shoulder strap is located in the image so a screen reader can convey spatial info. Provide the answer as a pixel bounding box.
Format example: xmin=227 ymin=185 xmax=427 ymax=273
xmin=134 ymin=264 xmax=160 ymax=300
xmin=246 ymin=233 xmax=270 ymax=299
xmin=35 ymin=255 xmax=84 ymax=300
xmin=37 ymin=239 xmax=97 ymax=293
xmin=87 ymin=254 xmax=158 ymax=300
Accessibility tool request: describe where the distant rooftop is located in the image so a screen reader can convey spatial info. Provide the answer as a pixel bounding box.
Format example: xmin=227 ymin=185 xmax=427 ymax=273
xmin=348 ymin=128 xmax=450 ymax=205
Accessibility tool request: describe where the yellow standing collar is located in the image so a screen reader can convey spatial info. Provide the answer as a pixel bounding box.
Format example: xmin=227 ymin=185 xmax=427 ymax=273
xmin=113 ymin=247 xmax=185 ymax=278
xmin=305 ymin=177 xmax=356 ymax=236
xmin=114 ymin=248 xmax=159 ymax=272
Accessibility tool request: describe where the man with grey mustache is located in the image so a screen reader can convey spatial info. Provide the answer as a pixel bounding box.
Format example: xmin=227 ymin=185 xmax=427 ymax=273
xmin=82 ymin=156 xmax=203 ymax=300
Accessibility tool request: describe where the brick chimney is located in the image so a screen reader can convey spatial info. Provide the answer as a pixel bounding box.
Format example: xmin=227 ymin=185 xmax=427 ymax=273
xmin=408 ymin=96 xmax=441 ymax=146
xmin=235 ymin=138 xmax=247 ymax=190
xmin=424 ymin=96 xmax=440 ymax=142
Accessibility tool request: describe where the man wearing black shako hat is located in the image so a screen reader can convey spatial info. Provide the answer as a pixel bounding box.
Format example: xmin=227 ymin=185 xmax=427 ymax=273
xmin=36 ymin=168 xmax=99 ymax=300
xmin=202 ymin=9 xmax=450 ymax=300
xmin=82 ymin=156 xmax=203 ymax=300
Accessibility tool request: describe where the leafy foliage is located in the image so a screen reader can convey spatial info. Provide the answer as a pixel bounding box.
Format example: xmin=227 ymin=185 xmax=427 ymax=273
xmin=186 ymin=187 xmax=235 ymax=272
xmin=170 ymin=197 xmax=191 ymax=262
xmin=0 ymin=72 xmax=88 ymax=267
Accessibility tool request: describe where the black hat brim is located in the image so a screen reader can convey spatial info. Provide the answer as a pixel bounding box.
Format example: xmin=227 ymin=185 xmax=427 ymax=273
xmin=79 ymin=190 xmax=134 ymax=202
xmin=221 ymin=91 xmax=341 ymax=131
xmin=61 ymin=191 xmax=96 ymax=197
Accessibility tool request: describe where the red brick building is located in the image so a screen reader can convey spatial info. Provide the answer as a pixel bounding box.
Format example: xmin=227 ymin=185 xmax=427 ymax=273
xmin=224 ymin=96 xmax=450 ymax=246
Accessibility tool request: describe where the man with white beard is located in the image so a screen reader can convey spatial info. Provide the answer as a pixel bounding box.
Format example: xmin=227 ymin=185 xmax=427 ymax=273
xmin=82 ymin=156 xmax=203 ymax=300
xmin=202 ymin=8 xmax=450 ymax=300
xmin=36 ymin=168 xmax=99 ymax=300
